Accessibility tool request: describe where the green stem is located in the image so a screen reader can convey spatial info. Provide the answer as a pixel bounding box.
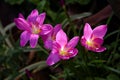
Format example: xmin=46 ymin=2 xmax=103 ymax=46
xmin=0 ymin=21 xmax=13 ymax=48
xmin=83 ymin=49 xmax=95 ymax=80
xmin=39 ymin=45 xmax=48 ymax=54
xmin=4 ymin=22 xmax=15 ymax=32
xmin=106 ymin=12 xmax=113 ymax=25
xmin=62 ymin=4 xmax=77 ymax=36
xmin=107 ymin=28 xmax=120 ymax=64
xmin=62 ymin=5 xmax=71 ymax=22
xmin=78 ymin=24 xmax=84 ymax=35
xmin=62 ymin=5 xmax=71 ymax=35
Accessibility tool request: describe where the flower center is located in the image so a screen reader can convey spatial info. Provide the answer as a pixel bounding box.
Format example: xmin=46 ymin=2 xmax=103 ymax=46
xmin=59 ymin=47 xmax=68 ymax=56
xmin=86 ymin=39 xmax=100 ymax=49
xmin=86 ymin=40 xmax=93 ymax=47
xmin=32 ymin=25 xmax=41 ymax=34
xmin=51 ymin=35 xmax=56 ymax=40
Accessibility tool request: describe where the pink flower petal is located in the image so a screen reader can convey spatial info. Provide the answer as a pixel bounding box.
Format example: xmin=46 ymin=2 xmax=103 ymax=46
xmin=84 ymin=23 xmax=93 ymax=40
xmin=68 ymin=48 xmax=78 ymax=57
xmin=19 ymin=13 xmax=24 ymax=19
xmin=44 ymin=39 xmax=53 ymax=50
xmin=95 ymin=47 xmax=106 ymax=52
xmin=27 ymin=9 xmax=38 ymax=22
xmin=20 ymin=31 xmax=30 ymax=47
xmin=36 ymin=12 xmax=46 ymax=25
xmin=14 ymin=18 xmax=30 ymax=31
xmin=46 ymin=52 xmax=60 ymax=66
xmin=93 ymin=25 xmax=107 ymax=38
xmin=66 ymin=36 xmax=79 ymax=48
xmin=53 ymin=24 xmax=62 ymax=35
xmin=59 ymin=56 xmax=70 ymax=60
xmin=30 ymin=34 xmax=39 ymax=48
xmin=93 ymin=38 xmax=103 ymax=46
xmin=52 ymin=42 xmax=61 ymax=51
xmin=56 ymin=29 xmax=67 ymax=47
xmin=60 ymin=48 xmax=78 ymax=60
xmin=40 ymin=24 xmax=53 ymax=35
xmin=41 ymin=35 xmax=49 ymax=42
xmin=42 ymin=24 xmax=61 ymax=50
xmin=80 ymin=36 xmax=87 ymax=46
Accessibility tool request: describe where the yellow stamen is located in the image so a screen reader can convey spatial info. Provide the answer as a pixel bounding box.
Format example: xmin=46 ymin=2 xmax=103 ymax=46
xmin=86 ymin=39 xmax=98 ymax=48
xmin=32 ymin=25 xmax=41 ymax=34
xmin=59 ymin=49 xmax=68 ymax=56
xmin=86 ymin=40 xmax=93 ymax=46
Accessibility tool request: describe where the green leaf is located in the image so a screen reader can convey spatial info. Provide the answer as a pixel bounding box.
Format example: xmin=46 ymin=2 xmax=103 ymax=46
xmin=105 ymin=29 xmax=120 ymax=39
xmin=19 ymin=61 xmax=47 ymax=73
xmin=70 ymin=12 xmax=92 ymax=20
xmin=62 ymin=12 xmax=91 ymax=29
xmin=103 ymin=65 xmax=120 ymax=74
xmin=37 ymin=0 xmax=46 ymax=13
xmin=5 ymin=61 xmax=48 ymax=80
xmin=89 ymin=60 xmax=106 ymax=64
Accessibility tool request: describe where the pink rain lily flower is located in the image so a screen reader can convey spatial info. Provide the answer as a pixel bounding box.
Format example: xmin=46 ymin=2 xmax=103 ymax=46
xmin=81 ymin=23 xmax=107 ymax=52
xmin=43 ymin=24 xmax=62 ymax=50
xmin=47 ymin=29 xmax=79 ymax=66
xmin=14 ymin=9 xmax=53 ymax=48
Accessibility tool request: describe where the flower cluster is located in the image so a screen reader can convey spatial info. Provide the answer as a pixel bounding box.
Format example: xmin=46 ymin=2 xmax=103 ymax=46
xmin=14 ymin=9 xmax=53 ymax=48
xmin=14 ymin=9 xmax=107 ymax=66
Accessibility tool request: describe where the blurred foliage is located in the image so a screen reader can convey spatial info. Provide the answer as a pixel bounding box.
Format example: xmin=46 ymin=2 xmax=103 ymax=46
xmin=0 ymin=0 xmax=120 ymax=80
xmin=5 ymin=0 xmax=91 ymax=5
xmin=5 ymin=0 xmax=24 ymax=5
xmin=65 ymin=0 xmax=91 ymax=5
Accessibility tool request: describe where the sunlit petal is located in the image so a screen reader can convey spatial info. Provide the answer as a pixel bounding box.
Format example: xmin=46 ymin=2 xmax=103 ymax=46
xmin=84 ymin=23 xmax=92 ymax=39
xmin=93 ymin=25 xmax=107 ymax=38
xmin=67 ymin=36 xmax=79 ymax=48
xmin=56 ymin=29 xmax=67 ymax=47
